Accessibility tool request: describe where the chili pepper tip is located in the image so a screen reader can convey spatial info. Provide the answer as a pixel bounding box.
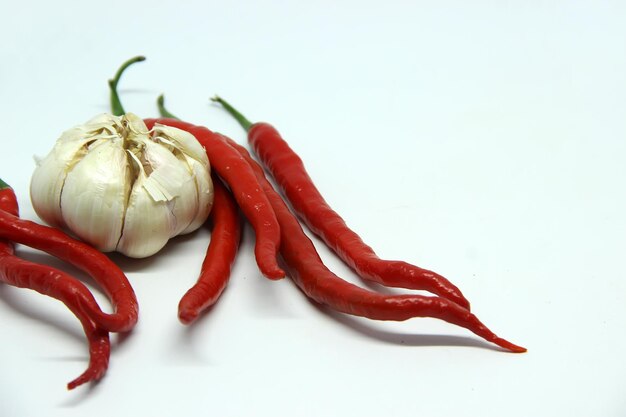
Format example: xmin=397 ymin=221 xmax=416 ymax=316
xmin=495 ymin=338 xmax=527 ymax=353
xmin=178 ymin=308 xmax=199 ymax=325
xmin=263 ymin=267 xmax=286 ymax=280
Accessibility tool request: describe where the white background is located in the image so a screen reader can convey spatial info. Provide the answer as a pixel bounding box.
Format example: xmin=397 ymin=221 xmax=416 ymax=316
xmin=1 ymin=1 xmax=625 ymax=416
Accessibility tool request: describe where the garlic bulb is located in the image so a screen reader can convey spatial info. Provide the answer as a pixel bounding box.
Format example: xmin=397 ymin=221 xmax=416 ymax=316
xmin=30 ymin=113 xmax=214 ymax=258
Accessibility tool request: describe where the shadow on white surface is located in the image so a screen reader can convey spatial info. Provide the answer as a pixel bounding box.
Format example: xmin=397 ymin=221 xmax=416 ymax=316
xmin=293 ymin=289 xmax=511 ymax=352
xmin=0 ymin=284 xmax=85 ymax=342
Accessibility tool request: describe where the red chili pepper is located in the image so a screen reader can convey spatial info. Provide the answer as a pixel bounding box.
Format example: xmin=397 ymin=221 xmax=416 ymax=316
xmin=212 ymin=96 xmax=471 ymax=310
xmin=178 ymin=174 xmax=242 ymax=324
xmin=0 ymin=179 xmax=111 ymax=389
xmin=222 ymin=137 xmax=526 ymax=353
xmin=143 ymin=117 xmax=284 ymax=281
xmin=0 ymin=210 xmax=139 ymax=333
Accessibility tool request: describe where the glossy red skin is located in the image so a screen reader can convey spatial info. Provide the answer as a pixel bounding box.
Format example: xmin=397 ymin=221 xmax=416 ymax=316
xmin=178 ymin=174 xmax=241 ymax=324
xmin=0 ymin=185 xmax=110 ymax=389
xmin=144 ymin=118 xmax=284 ymax=280
xmin=225 ymin=137 xmax=525 ymax=353
xmin=246 ymin=122 xmax=472 ymax=310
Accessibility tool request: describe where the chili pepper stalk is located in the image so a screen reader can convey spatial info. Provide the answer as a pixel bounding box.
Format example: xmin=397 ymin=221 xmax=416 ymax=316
xmin=108 ymin=55 xmax=145 ymax=117
xmin=157 ymin=94 xmax=180 ymax=120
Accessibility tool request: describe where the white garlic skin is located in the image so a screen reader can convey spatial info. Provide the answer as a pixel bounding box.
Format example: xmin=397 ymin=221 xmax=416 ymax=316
xmin=30 ymin=113 xmax=214 ymax=258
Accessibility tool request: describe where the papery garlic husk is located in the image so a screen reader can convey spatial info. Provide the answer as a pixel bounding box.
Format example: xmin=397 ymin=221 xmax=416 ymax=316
xmin=30 ymin=113 xmax=214 ymax=258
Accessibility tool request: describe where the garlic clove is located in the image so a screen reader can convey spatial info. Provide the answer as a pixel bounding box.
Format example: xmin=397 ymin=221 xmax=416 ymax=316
xmin=141 ymin=139 xmax=199 ymax=236
xmin=30 ymin=130 xmax=98 ymax=227
xmin=151 ymin=124 xmax=210 ymax=168
xmin=181 ymin=156 xmax=214 ymax=234
xmin=151 ymin=124 xmax=213 ymax=234
xmin=123 ymin=112 xmax=150 ymax=140
xmin=84 ymin=112 xmax=123 ymax=127
xmin=116 ymin=152 xmax=175 ymax=258
xmin=60 ymin=138 xmax=131 ymax=252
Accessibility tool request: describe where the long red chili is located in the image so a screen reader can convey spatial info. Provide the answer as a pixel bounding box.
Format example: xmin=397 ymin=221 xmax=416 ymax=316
xmin=212 ymin=96 xmax=471 ymax=310
xmin=0 ymin=179 xmax=111 ymax=389
xmin=178 ymin=174 xmax=242 ymax=324
xmin=143 ymin=117 xmax=284 ymax=281
xmin=223 ymin=137 xmax=525 ymax=353
xmin=0 ymin=210 xmax=138 ymax=333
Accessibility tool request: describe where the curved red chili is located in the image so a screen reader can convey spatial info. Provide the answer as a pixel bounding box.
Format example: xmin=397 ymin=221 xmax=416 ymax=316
xmin=178 ymin=174 xmax=242 ymax=324
xmin=0 ymin=241 xmax=120 ymax=335
xmin=224 ymin=137 xmax=525 ymax=353
xmin=143 ymin=117 xmax=284 ymax=281
xmin=212 ymin=96 xmax=471 ymax=310
xmin=0 ymin=211 xmax=138 ymax=333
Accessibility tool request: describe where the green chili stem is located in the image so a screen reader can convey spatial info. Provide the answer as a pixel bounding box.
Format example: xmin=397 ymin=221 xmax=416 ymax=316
xmin=211 ymin=95 xmax=253 ymax=132
xmin=0 ymin=178 xmax=10 ymax=190
xmin=157 ymin=94 xmax=180 ymax=120
xmin=108 ymin=55 xmax=146 ymax=116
